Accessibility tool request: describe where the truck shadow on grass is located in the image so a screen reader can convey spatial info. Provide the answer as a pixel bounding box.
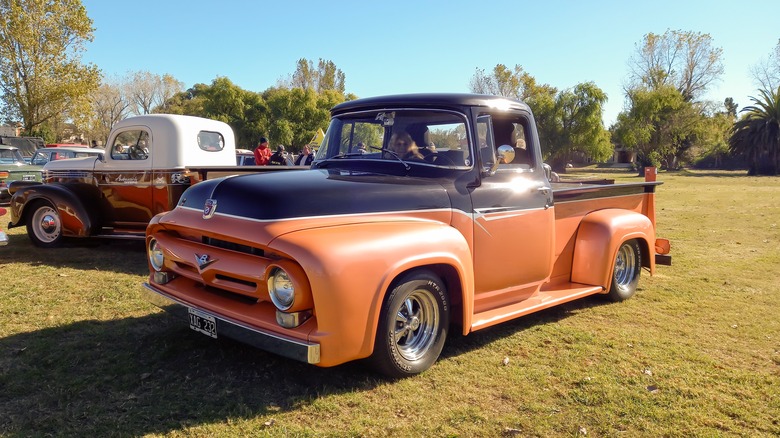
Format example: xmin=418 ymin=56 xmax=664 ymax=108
xmin=0 ymin=233 xmax=148 ymax=275
xmin=0 ymin=313 xmax=378 ymax=436
xmin=0 ymin=297 xmax=610 ymax=436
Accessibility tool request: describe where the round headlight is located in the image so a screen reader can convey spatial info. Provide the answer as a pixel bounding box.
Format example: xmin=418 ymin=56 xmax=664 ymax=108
xmin=148 ymin=238 xmax=165 ymax=272
xmin=268 ymin=268 xmax=295 ymax=310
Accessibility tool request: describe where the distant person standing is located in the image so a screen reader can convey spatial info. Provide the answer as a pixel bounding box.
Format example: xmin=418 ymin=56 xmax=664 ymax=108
xmin=268 ymin=145 xmax=288 ymax=165
xmin=254 ymin=137 xmax=271 ymax=165
xmin=294 ymin=145 xmax=314 ymax=166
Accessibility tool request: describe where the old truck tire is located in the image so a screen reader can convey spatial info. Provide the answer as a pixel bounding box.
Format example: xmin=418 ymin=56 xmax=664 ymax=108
xmin=26 ymin=201 xmax=64 ymax=248
xmin=370 ymin=270 xmax=449 ymax=377
xmin=606 ymin=239 xmax=641 ymax=302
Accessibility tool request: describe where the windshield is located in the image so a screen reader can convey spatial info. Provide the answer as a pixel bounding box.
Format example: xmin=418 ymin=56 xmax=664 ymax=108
xmin=0 ymin=148 xmax=24 ymax=165
xmin=314 ymin=109 xmax=472 ymax=169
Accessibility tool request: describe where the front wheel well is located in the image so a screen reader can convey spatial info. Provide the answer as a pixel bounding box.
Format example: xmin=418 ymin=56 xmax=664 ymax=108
xmin=385 ymin=264 xmax=464 ymax=332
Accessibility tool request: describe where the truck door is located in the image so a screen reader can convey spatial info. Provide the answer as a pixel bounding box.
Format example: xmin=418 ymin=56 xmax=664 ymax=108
xmin=93 ymin=127 xmax=154 ymax=232
xmin=469 ymin=113 xmax=555 ymax=311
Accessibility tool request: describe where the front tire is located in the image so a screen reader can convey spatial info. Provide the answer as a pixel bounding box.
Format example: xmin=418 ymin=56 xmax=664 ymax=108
xmin=606 ymin=239 xmax=641 ymax=302
xmin=26 ymin=201 xmax=64 ymax=248
xmin=370 ymin=270 xmax=449 ymax=377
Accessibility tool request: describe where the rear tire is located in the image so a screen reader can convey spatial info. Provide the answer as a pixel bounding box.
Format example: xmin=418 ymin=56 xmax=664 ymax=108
xmin=606 ymin=239 xmax=641 ymax=302
xmin=369 ymin=270 xmax=449 ymax=377
xmin=26 ymin=201 xmax=64 ymax=248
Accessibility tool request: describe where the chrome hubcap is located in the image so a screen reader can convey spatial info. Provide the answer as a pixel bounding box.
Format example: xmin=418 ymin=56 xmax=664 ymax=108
xmin=394 ymin=289 xmax=439 ymax=361
xmin=614 ymin=244 xmax=637 ymax=289
xmin=41 ymin=214 xmax=57 ymax=232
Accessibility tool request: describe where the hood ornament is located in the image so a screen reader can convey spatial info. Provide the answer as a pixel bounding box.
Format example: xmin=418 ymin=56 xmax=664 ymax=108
xmin=203 ymin=198 xmax=217 ymax=219
xmin=195 ymin=253 xmax=217 ymax=270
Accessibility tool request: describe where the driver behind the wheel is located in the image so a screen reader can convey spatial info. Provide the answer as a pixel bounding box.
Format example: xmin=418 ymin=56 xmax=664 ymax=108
xmin=388 ymin=131 xmax=424 ymax=160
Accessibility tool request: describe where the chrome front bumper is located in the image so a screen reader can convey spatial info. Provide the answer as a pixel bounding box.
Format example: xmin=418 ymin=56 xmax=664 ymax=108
xmin=141 ymin=282 xmax=320 ymax=364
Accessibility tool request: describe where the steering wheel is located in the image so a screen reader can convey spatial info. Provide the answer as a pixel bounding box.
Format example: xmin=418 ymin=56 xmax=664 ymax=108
xmin=424 ymin=153 xmax=456 ymax=166
xmin=129 ymin=146 xmax=148 ymax=160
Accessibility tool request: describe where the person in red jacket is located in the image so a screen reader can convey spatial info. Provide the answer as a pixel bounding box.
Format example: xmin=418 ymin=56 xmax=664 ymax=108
xmin=253 ymin=137 xmax=271 ymax=165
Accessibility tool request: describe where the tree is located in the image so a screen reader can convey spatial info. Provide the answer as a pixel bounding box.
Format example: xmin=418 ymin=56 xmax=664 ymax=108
xmin=468 ymin=64 xmax=554 ymax=101
xmin=627 ymin=30 xmax=724 ymax=102
xmin=613 ymin=85 xmax=706 ymax=170
xmin=262 ymin=87 xmax=349 ymax=151
xmin=158 ymin=76 xmax=353 ymax=150
xmin=751 ymin=39 xmax=780 ymax=93
xmin=128 ymin=71 xmax=184 ymax=115
xmin=0 ymin=0 xmax=100 ymax=134
xmin=469 ymin=64 xmax=610 ymax=169
xmin=83 ymin=78 xmax=132 ymax=145
xmin=543 ymin=82 xmax=613 ymax=169
xmin=288 ymin=58 xmax=346 ymax=93
xmin=728 ymin=86 xmax=780 ymax=175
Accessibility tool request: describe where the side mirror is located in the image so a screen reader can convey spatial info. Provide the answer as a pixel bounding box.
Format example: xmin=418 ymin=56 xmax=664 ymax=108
xmin=496 ymin=145 xmax=515 ymax=165
xmin=543 ymin=163 xmax=560 ymax=182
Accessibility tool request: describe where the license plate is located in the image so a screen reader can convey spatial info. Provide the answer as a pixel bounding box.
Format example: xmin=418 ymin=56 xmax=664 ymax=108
xmin=22 ymin=175 xmax=36 ymax=181
xmin=188 ymin=307 xmax=217 ymax=338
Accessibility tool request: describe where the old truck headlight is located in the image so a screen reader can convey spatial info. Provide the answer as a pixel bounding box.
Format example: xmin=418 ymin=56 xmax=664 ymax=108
xmin=268 ymin=267 xmax=295 ymax=310
xmin=148 ymin=238 xmax=165 ymax=271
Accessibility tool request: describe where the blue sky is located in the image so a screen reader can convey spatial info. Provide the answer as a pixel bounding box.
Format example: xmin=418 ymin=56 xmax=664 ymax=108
xmin=80 ymin=0 xmax=779 ymax=126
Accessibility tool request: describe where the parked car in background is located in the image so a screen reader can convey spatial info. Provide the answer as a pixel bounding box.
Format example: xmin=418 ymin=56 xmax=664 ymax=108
xmin=7 ymin=114 xmax=299 ymax=247
xmin=236 ymin=148 xmax=255 ymax=166
xmin=1 ymin=145 xmax=40 ymax=205
xmin=29 ymin=146 xmax=104 ymax=167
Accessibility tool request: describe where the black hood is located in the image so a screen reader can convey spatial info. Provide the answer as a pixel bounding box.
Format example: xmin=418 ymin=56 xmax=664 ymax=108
xmin=179 ymin=169 xmax=452 ymax=221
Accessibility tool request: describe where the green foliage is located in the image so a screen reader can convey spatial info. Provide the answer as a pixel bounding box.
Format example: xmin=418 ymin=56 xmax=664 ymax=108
xmin=160 ymin=77 xmax=351 ymax=150
xmin=470 ymin=65 xmax=610 ymax=168
xmin=0 ymin=0 xmax=101 ymax=133
xmin=629 ymin=30 xmax=723 ymax=102
xmin=542 ymin=82 xmax=612 ymax=167
xmin=289 ymin=58 xmax=346 ymax=93
xmin=728 ymin=86 xmax=780 ymax=175
xmin=612 ymin=85 xmax=707 ymax=169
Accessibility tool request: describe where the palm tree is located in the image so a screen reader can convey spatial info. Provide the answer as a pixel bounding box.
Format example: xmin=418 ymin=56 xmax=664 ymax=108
xmin=729 ymin=87 xmax=780 ymax=175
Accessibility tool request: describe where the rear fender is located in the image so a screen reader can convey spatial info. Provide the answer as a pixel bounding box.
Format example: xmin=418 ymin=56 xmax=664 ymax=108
xmin=571 ymin=209 xmax=655 ymax=289
xmin=9 ymin=183 xmax=100 ymax=237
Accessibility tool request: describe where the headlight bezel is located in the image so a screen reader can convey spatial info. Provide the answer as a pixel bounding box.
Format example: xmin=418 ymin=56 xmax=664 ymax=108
xmin=268 ymin=267 xmax=295 ymax=311
xmin=148 ymin=238 xmax=165 ymax=272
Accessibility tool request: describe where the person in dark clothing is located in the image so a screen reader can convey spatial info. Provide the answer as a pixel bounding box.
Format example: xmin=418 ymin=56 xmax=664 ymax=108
xmin=269 ymin=145 xmax=289 ymax=165
xmin=294 ymin=145 xmax=315 ymax=166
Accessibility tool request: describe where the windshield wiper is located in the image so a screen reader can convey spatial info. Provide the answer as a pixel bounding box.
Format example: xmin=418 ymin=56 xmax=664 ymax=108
xmin=369 ymin=146 xmax=410 ymax=170
xmin=330 ymin=152 xmax=366 ymax=159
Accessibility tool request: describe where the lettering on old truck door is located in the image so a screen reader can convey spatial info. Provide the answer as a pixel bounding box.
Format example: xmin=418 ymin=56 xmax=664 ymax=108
xmin=95 ymin=128 xmax=154 ymax=230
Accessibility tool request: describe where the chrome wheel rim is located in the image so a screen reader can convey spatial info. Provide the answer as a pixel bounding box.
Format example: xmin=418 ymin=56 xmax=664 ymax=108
xmin=394 ymin=289 xmax=439 ymax=361
xmin=614 ymin=244 xmax=637 ymax=291
xmin=32 ymin=206 xmax=61 ymax=244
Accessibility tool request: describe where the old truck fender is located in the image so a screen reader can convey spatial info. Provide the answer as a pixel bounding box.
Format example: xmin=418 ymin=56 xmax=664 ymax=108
xmin=8 ymin=182 xmax=101 ymax=237
xmin=570 ymin=209 xmax=655 ymax=289
xmin=267 ymin=219 xmax=474 ymax=367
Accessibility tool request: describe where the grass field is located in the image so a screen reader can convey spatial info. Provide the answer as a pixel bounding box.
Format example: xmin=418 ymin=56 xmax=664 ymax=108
xmin=1 ymin=170 xmax=778 ymax=437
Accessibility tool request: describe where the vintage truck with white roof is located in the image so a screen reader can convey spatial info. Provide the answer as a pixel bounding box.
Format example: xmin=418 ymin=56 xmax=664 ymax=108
xmin=6 ymin=114 xmax=288 ymax=247
xmin=141 ymin=94 xmax=672 ymax=377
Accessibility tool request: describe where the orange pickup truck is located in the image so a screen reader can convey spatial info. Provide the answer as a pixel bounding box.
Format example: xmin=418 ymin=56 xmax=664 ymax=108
xmin=141 ymin=94 xmax=671 ymax=377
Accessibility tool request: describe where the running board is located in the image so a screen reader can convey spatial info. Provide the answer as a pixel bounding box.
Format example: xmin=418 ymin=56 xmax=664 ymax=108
xmin=471 ymin=283 xmax=604 ymax=331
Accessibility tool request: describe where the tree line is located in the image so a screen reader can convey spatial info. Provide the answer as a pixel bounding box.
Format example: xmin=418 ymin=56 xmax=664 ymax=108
xmin=1 ymin=0 xmax=778 ymax=174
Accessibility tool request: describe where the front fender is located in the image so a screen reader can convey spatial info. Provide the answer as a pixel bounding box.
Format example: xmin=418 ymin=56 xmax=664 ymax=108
xmin=571 ymin=209 xmax=655 ymax=289
xmin=268 ymin=220 xmax=474 ymax=367
xmin=9 ymin=183 xmax=101 ymax=237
